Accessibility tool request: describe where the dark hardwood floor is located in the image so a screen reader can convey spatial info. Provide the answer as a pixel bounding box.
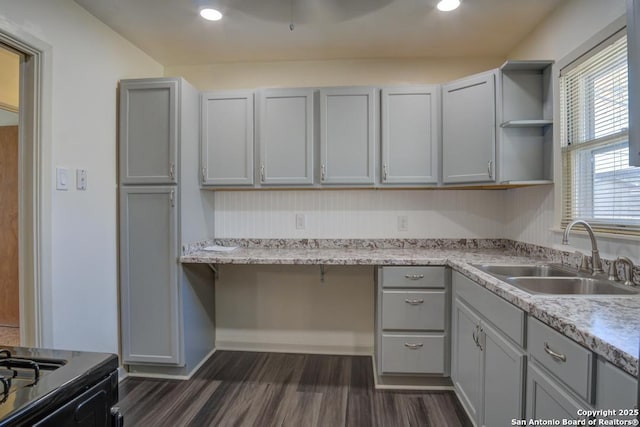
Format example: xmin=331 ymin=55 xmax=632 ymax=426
xmin=118 ymin=351 xmax=472 ymax=427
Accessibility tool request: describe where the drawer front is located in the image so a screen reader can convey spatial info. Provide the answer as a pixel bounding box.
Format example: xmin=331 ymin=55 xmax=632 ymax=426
xmin=528 ymin=318 xmax=593 ymax=402
xmin=381 ymin=290 xmax=445 ymax=331
xmin=381 ymin=266 xmax=445 ymax=288
xmin=380 ymin=334 xmax=445 ymax=374
xmin=453 ymin=272 xmax=525 ymax=346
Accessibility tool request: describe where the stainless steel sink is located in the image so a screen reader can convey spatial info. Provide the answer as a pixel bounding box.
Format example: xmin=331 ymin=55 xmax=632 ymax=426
xmin=474 ymin=264 xmax=575 ymax=277
xmin=505 ymin=277 xmax=639 ymax=295
xmin=473 ymin=263 xmax=640 ymax=295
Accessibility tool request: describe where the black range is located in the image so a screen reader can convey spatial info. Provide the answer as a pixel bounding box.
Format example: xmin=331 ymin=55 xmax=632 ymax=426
xmin=0 ymin=346 xmax=122 ymax=426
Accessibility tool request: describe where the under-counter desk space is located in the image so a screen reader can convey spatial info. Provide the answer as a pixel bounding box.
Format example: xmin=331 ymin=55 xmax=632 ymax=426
xmin=181 ymin=239 xmax=640 ymax=380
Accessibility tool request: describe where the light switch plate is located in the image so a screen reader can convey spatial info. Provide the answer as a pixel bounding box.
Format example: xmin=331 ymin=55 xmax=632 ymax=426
xmin=76 ymin=169 xmax=87 ymax=190
xmin=295 ymin=213 xmax=306 ymax=230
xmin=56 ymin=167 xmax=69 ymax=191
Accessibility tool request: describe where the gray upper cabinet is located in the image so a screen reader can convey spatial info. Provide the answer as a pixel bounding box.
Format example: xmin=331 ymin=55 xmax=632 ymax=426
xmin=120 ymin=79 xmax=178 ymax=185
xmin=497 ymin=61 xmax=554 ymax=183
xmin=381 ymin=86 xmax=440 ymax=185
xmin=201 ymin=90 xmax=254 ymax=186
xmin=320 ymin=87 xmax=376 ymax=185
xmin=119 ymin=186 xmax=180 ymax=365
xmin=257 ymin=88 xmax=314 ymax=185
xmin=442 ymin=71 xmax=496 ymax=184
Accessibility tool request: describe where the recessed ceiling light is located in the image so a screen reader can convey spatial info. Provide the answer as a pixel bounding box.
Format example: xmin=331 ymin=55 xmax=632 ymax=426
xmin=200 ymin=8 xmax=223 ymax=21
xmin=437 ymin=0 xmax=460 ymax=12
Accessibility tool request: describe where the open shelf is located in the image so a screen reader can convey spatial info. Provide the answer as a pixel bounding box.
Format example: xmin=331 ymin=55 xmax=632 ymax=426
xmin=500 ymin=120 xmax=553 ymax=128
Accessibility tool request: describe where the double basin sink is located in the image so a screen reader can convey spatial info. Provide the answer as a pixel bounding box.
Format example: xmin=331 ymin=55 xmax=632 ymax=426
xmin=473 ymin=264 xmax=639 ymax=295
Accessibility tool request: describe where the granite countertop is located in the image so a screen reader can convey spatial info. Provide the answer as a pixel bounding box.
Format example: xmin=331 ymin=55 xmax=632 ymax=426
xmin=181 ymin=239 xmax=640 ymax=377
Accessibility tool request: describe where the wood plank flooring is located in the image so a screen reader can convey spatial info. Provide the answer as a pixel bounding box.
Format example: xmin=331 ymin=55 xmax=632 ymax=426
xmin=118 ymin=351 xmax=472 ymax=427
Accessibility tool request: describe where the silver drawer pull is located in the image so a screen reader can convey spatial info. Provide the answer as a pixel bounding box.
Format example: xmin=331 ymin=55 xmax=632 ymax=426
xmin=404 ymin=343 xmax=423 ymax=350
xmin=404 ymin=298 xmax=424 ymax=305
xmin=544 ymin=342 xmax=567 ymax=362
xmin=404 ymin=274 xmax=424 ymax=280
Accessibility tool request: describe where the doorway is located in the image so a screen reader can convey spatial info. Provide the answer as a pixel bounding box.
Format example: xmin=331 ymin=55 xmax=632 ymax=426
xmin=0 ymin=45 xmax=21 ymax=346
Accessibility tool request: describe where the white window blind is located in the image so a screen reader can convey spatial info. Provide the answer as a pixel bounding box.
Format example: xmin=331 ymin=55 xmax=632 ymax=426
xmin=560 ymin=30 xmax=640 ymax=235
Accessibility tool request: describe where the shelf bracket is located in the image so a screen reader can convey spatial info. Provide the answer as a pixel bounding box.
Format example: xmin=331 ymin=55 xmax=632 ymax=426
xmin=320 ymin=265 xmax=326 ymax=283
xmin=207 ymin=263 xmax=219 ymax=280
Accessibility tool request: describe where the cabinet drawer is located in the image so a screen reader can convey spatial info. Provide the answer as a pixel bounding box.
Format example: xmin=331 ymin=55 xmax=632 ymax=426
xmin=381 ymin=290 xmax=445 ymax=331
xmin=453 ymin=272 xmax=525 ymax=346
xmin=380 ymin=334 xmax=445 ymax=374
xmin=381 ymin=266 xmax=445 ymax=288
xmin=528 ymin=318 xmax=594 ymax=403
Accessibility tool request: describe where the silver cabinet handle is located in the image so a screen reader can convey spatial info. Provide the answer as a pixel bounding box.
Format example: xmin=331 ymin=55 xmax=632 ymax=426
xmin=383 ymin=163 xmax=388 ymax=181
xmin=544 ymin=342 xmax=566 ymax=362
xmin=201 ymin=167 xmax=207 ymax=182
xmin=169 ymin=190 xmax=175 ymax=208
xmin=487 ymin=160 xmax=493 ymax=180
xmin=404 ymin=274 xmax=424 ymax=280
xmin=404 ymin=343 xmax=423 ymax=350
xmin=404 ymin=298 xmax=424 ymax=305
xmin=321 ymin=164 xmax=326 ymax=181
xmin=260 ymin=164 xmax=265 ymax=182
xmin=472 ymin=326 xmax=478 ymax=347
xmin=169 ymin=162 xmax=176 ymax=180
xmin=478 ymin=327 xmax=483 ymax=351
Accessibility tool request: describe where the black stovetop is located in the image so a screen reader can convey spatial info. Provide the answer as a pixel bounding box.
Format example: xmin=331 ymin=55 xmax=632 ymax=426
xmin=0 ymin=346 xmax=118 ymax=426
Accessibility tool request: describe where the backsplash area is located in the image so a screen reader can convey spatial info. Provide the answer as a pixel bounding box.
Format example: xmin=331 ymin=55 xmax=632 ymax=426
xmin=213 ymin=189 xmax=506 ymax=239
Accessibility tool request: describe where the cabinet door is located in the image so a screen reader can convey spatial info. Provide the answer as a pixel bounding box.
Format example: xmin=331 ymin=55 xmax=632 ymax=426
xmin=381 ymin=86 xmax=439 ymax=185
xmin=120 ymin=186 xmax=181 ymax=365
xmin=452 ymin=298 xmax=483 ymax=424
xmin=201 ymin=91 xmax=254 ymax=186
xmin=526 ymin=362 xmax=588 ymax=422
xmin=442 ymin=72 xmax=496 ymax=184
xmin=481 ymin=322 xmax=525 ymax=427
xmin=320 ymin=87 xmax=376 ymax=185
xmin=119 ymin=79 xmax=178 ymax=184
xmin=257 ymin=88 xmax=314 ymax=185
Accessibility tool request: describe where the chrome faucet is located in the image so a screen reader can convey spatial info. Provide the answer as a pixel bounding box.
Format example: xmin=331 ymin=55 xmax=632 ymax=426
xmin=562 ymin=219 xmax=604 ymax=275
xmin=615 ymin=256 xmax=635 ymax=286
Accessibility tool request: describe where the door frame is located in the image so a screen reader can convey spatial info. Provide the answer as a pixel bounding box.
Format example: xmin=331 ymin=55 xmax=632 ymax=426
xmin=0 ymin=26 xmax=53 ymax=348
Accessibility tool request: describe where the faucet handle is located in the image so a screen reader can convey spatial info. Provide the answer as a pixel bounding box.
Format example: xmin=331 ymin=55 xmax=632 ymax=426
xmin=615 ymin=257 xmax=635 ymax=286
xmin=575 ymin=251 xmax=589 ymax=271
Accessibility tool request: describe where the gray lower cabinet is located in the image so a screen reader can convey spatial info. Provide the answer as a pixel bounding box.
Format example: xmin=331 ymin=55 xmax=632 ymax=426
xmin=527 ymin=362 xmax=588 ymax=421
xmin=375 ymin=266 xmax=449 ymax=376
xmin=381 ymin=86 xmax=440 ymax=185
xmin=452 ymin=298 xmax=483 ymax=423
xmin=320 ymin=87 xmax=376 ymax=185
xmin=119 ymin=78 xmax=178 ymax=185
xmin=596 ymin=358 xmax=638 ymax=421
xmin=451 ymin=272 xmax=526 ymax=426
xmin=257 ymin=88 xmax=314 ymax=185
xmin=119 ymin=186 xmax=180 ymax=365
xmin=481 ymin=321 xmax=526 ymax=427
xmin=201 ymin=90 xmax=254 ymax=186
xmin=442 ymin=71 xmax=496 ymax=184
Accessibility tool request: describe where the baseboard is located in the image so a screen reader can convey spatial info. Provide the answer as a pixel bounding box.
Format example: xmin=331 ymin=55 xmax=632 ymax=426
xmin=117 ymin=367 xmax=128 ymax=382
xmin=453 ymin=388 xmax=478 ymax=427
xmin=126 ymin=348 xmax=217 ymax=381
xmin=215 ymin=340 xmax=373 ymax=356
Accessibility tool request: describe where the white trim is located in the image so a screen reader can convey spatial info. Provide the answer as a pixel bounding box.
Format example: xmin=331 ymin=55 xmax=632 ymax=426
xmin=126 ymin=348 xmax=217 ymax=381
xmin=549 ymin=227 xmax=640 ymax=243
xmin=0 ymin=22 xmax=53 ymax=348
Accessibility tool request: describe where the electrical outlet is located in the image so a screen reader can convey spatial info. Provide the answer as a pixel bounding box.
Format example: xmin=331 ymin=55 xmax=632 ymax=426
xmin=76 ymin=169 xmax=87 ymax=190
xmin=397 ymin=215 xmax=408 ymax=232
xmin=296 ymin=213 xmax=306 ymax=230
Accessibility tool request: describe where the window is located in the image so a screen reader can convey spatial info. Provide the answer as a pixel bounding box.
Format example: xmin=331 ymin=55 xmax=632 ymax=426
xmin=560 ymin=30 xmax=640 ymax=235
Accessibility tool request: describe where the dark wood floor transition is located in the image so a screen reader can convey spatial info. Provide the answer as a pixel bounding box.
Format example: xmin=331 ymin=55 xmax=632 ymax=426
xmin=118 ymin=351 xmax=472 ymax=427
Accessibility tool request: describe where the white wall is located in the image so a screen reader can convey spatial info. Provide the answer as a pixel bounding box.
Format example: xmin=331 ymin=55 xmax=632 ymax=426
xmin=215 ymin=189 xmax=506 ymax=238
xmin=505 ymin=0 xmax=639 ymax=263
xmin=0 ymin=0 xmax=163 ymax=352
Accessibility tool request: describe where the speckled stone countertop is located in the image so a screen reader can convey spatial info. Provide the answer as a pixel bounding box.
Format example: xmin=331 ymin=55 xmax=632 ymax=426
xmin=181 ymin=239 xmax=640 ymax=377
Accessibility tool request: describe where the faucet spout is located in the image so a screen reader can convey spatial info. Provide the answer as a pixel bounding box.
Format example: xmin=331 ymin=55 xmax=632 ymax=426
xmin=562 ymin=219 xmax=604 ymax=274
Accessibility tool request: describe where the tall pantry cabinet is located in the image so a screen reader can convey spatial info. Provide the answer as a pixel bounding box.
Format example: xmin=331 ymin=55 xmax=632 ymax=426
xmin=118 ymin=77 xmax=215 ymax=377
